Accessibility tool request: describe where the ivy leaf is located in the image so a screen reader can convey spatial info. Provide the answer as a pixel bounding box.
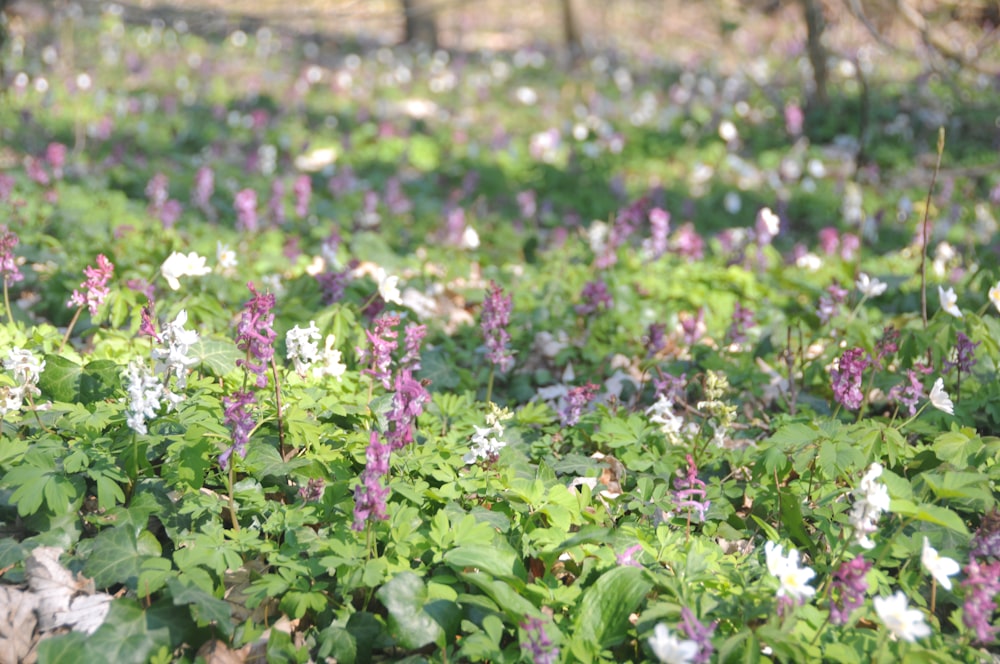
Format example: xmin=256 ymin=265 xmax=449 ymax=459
xmin=190 ymin=337 xmax=242 ymax=377
xmin=376 ymin=572 xmax=441 ymax=650
xmin=38 ymin=355 xmax=83 ymax=403
xmin=418 ymin=348 xmax=460 ymax=390
xmin=79 ymin=360 xmax=121 ymax=403
xmin=570 ymin=566 xmax=652 ymax=660
xmin=166 ymin=577 xmax=233 ymax=636
xmin=42 ymin=599 xmax=175 ymax=664
xmin=83 ymin=525 xmax=162 ymax=590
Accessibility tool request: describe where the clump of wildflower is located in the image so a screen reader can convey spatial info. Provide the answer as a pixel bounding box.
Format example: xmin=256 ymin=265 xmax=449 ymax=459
xmin=385 ymin=370 xmax=430 ymax=450
xmin=654 ymin=372 xmax=687 ymax=403
xmin=643 ymin=207 xmax=670 ymax=260
xmin=672 ymin=223 xmax=704 ymax=261
xmin=521 ymin=617 xmax=559 ymax=664
xmin=560 ymin=382 xmax=599 ymax=426
xmin=400 ymin=323 xmax=427 ymax=372
xmin=358 ymin=314 xmax=399 ymax=390
xmin=680 ymin=308 xmax=705 ymax=346
xmin=817 ymin=282 xmax=848 ymax=324
xmin=293 ymin=175 xmax=311 ymax=217
xmin=944 ymin=332 xmax=979 ymax=376
xmin=0 ymin=226 xmax=23 ymax=285
xmin=697 ymin=371 xmax=737 ymax=448
xmin=849 ymin=462 xmax=890 ymax=549
xmin=873 ymin=591 xmax=931 ymax=643
xmin=765 ymin=541 xmax=816 ymax=609
xmin=1 ymin=348 xmax=45 ymax=417
xmin=939 ymin=285 xmax=963 ymax=318
xmin=831 ymin=348 xmax=869 ymax=411
xmin=755 ymin=207 xmax=780 ymax=246
xmin=220 ymin=390 xmax=256 ymax=470
xmin=645 ymin=323 xmax=667 ymax=357
xmin=888 ymin=370 xmax=923 ymax=416
xmin=234 ymin=188 xmax=258 ymax=232
xmin=298 ymin=477 xmax=325 ymax=503
xmin=464 ymin=404 xmax=511 ymax=464
xmin=268 ymin=179 xmax=286 ymax=226
xmin=481 ymin=281 xmax=514 ymax=372
xmin=353 ymin=430 xmax=391 ymax=530
xmin=829 ymin=555 xmax=871 ymax=625
xmin=316 ymin=267 xmax=352 ymax=305
xmin=646 ymin=395 xmax=687 ymax=445
xmin=674 ymin=454 xmax=710 ymax=523
xmin=138 ymin=298 xmax=159 ymax=341
xmin=192 ymin=166 xmax=214 ymax=211
xmin=727 ymin=302 xmax=755 ymax=345
xmin=962 ymin=557 xmax=1000 ymax=643
xmin=648 ymin=623 xmax=698 ymax=664
xmin=575 ymin=279 xmax=613 ymax=316
xmin=235 ymin=282 xmax=277 ymax=388
xmin=67 ymin=254 xmax=114 ymax=316
xmin=874 ymin=326 xmax=899 ymax=367
xmin=313 ymin=335 xmax=347 ymax=380
xmin=151 ymin=309 xmax=200 ymax=393
xmin=145 ymin=173 xmax=169 ymax=214
xmin=123 ymin=359 xmax=163 ymax=435
xmin=286 ymin=321 xmax=322 ymax=377
xmin=678 ymin=607 xmax=717 ymax=664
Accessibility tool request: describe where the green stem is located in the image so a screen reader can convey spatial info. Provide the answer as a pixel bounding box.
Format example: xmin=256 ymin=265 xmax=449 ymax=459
xmin=59 ymin=305 xmax=84 ymax=352
xmin=227 ymin=460 xmax=240 ymax=532
xmin=270 ymin=358 xmax=288 ymax=460
xmin=2 ymin=280 xmax=10 ymax=325
xmin=485 ymin=368 xmax=495 ymax=405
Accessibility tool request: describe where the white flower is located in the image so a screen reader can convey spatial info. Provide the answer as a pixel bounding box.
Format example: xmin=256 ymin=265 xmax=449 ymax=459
xmin=873 ymin=591 xmax=931 ymax=642
xmin=464 ymin=421 xmax=506 ymax=464
xmin=921 ymin=537 xmax=960 ymax=590
xmin=4 ymin=348 xmax=45 ymax=388
xmin=849 ymin=463 xmax=890 ymax=549
xmin=647 ymin=623 xmax=699 ymax=664
xmin=123 ymin=360 xmax=164 ymax=435
xmin=216 ymin=242 xmax=238 ymax=271
xmin=796 ymin=252 xmax=822 ymax=271
xmin=460 ymin=226 xmax=480 ymax=250
xmin=161 ymin=251 xmax=212 ymax=290
xmin=928 ymin=377 xmax=954 ymax=415
xmin=756 ymin=207 xmax=780 ymax=239
xmin=286 ymin=321 xmax=322 ymax=377
xmin=373 ymin=267 xmax=402 ymax=305
xmin=989 ymin=281 xmax=1000 ymax=314
xmin=764 ymin=541 xmax=816 ymax=602
xmin=938 ymin=285 xmax=962 ymax=318
xmin=646 ymin=395 xmax=686 ymax=443
xmin=856 ymin=273 xmax=887 ymax=298
xmin=151 ymin=310 xmax=199 ymax=391
xmin=312 ymin=334 xmax=346 ymax=380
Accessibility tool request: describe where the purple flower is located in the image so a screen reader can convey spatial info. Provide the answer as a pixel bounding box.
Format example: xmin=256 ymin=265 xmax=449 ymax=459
xmin=234 ymin=188 xmax=259 ymax=232
xmin=268 ymin=179 xmax=286 ymax=226
xmin=680 ymin=308 xmax=705 ymax=346
xmin=961 ymin=557 xmax=1000 ymax=643
xmin=575 ymin=279 xmax=613 ymax=316
xmin=616 ymin=544 xmax=643 ymax=568
xmin=560 ymin=382 xmax=599 ymax=426
xmin=384 ymin=176 xmax=411 ymax=215
xmin=481 ymin=281 xmax=514 ymax=372
xmin=888 ymin=370 xmax=923 ymax=416
xmin=0 ymin=174 xmax=15 ymax=202
xmin=645 ymin=323 xmax=667 ymax=358
xmin=298 ymin=477 xmax=325 ymax=503
xmin=520 ymin=616 xmax=559 ymax=664
xmin=159 ymin=199 xmax=182 ymax=228
xmin=67 ymin=254 xmax=114 ymax=315
xmin=875 ymin=326 xmax=899 ymax=368
xmin=646 ymin=207 xmax=671 ymax=259
xmin=146 ymin=173 xmax=169 ymax=212
xmin=0 ymin=226 xmax=23 ymax=285
xmin=818 ymin=227 xmax=840 ymax=255
xmin=840 ymin=233 xmax=860 ymax=260
xmin=727 ymin=302 xmax=755 ymax=344
xmin=358 ymin=314 xmax=399 ymax=389
xmin=678 ymin=607 xmax=717 ymax=664
xmin=831 ymin=348 xmax=870 ymax=411
xmin=674 ymin=454 xmax=710 ymax=522
xmin=25 ymin=156 xmax=50 ymax=186
xmin=817 ymin=282 xmax=848 ymax=324
xmin=654 ymin=372 xmax=687 ymax=403
xmin=971 ymin=509 xmax=1000 ymax=561
xmin=293 ymin=175 xmax=312 ymax=218
xmin=517 ymin=190 xmax=537 ymax=219
xmin=945 ymin=332 xmax=980 ymax=376
xmin=235 ymin=282 xmax=277 ymax=388
xmin=192 ymin=166 xmax=214 ymax=210
xmin=220 ymin=390 xmax=256 ymax=470
xmin=828 ymin=555 xmax=871 ymax=625
xmin=316 ymin=267 xmax=352 ymax=305
xmin=138 ymin=298 xmax=159 ymax=341
xmin=353 ymin=430 xmax=391 ymax=530
xmin=45 ymin=142 xmax=67 ymax=178
xmin=385 ymin=369 xmax=430 ymax=450
xmin=400 ymin=323 xmax=427 ymax=372
xmin=672 ymin=223 xmax=704 ymax=261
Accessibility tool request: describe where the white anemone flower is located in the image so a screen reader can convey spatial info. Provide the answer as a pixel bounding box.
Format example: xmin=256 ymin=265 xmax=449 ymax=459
xmin=928 ymin=378 xmax=954 ymax=415
xmin=989 ymin=281 xmax=1000 ymax=314
xmin=921 ymin=537 xmax=960 ymax=590
xmin=856 ymin=273 xmax=887 ymax=298
xmin=647 ymin=623 xmax=699 ymax=664
xmin=764 ymin=541 xmax=816 ymax=602
xmin=161 ymin=251 xmax=212 ymax=290
xmin=938 ymin=285 xmax=962 ymax=318
xmin=873 ymin=591 xmax=931 ymax=642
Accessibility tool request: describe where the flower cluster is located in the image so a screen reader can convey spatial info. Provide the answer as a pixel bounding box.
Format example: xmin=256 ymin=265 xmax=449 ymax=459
xmin=673 ymin=454 xmax=710 ymax=523
xmin=944 ymin=331 xmax=979 ymax=376
xmin=481 ymin=281 xmax=514 ymax=372
xmin=464 ymin=404 xmax=510 ymax=464
xmin=219 ymin=390 xmax=256 ymax=470
xmin=358 ymin=314 xmax=399 ymax=389
xmin=234 ymin=188 xmax=258 ymax=231
xmin=385 ymin=370 xmax=430 ymax=450
xmin=677 ymin=608 xmax=716 ymax=664
xmin=285 ymin=321 xmax=322 ymax=377
xmin=888 ymin=369 xmax=923 ymax=416
xmin=313 ymin=334 xmax=347 ymax=380
xmin=151 ymin=310 xmax=200 ymax=393
xmin=235 ymin=282 xmax=277 ymax=388
xmin=293 ymin=175 xmax=311 ymax=218
xmin=726 ymin=302 xmax=755 ymax=345
xmin=646 ymin=394 xmax=687 ymax=446
xmin=828 ymin=555 xmax=871 ymax=625
xmin=1 ymin=348 xmax=45 ymax=417
xmin=962 ymin=557 xmax=1000 ymax=643
xmin=520 ymin=617 xmax=559 ymax=664
xmin=67 ymin=254 xmax=114 ymax=316
xmin=575 ymin=279 xmax=613 ymax=316
xmin=192 ymin=166 xmax=214 ymax=211
xmin=0 ymin=226 xmax=23 ymax=285
xmin=831 ymin=347 xmax=869 ymax=411
xmin=353 ymin=430 xmax=391 ymax=530
xmin=298 ymin=477 xmax=325 ymax=503
xmin=764 ymin=541 xmax=816 ymax=607
xmin=817 ymin=282 xmax=847 ymax=324
xmin=848 ymin=463 xmax=890 ymax=549
xmin=123 ymin=359 xmax=163 ymax=435
xmin=559 ymin=382 xmax=599 ymax=426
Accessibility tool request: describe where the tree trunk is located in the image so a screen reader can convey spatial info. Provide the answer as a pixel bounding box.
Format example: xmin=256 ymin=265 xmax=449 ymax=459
xmin=801 ymin=0 xmax=828 ymax=106
xmin=0 ymin=0 xmax=9 ymax=89
xmin=559 ymin=0 xmax=582 ymax=63
xmin=400 ymin=0 xmax=438 ymax=50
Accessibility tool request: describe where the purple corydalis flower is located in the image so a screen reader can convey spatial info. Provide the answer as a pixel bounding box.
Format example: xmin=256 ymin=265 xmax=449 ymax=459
xmin=234 ymin=188 xmax=259 ymax=232
xmin=268 ymin=179 xmax=286 ymax=226
xmin=678 ymin=607 xmax=717 ymax=664
xmin=316 ymin=267 xmax=352 ymax=305
xmin=680 ymin=308 xmax=705 ymax=346
xmin=517 ymin=190 xmax=537 ymax=219
xmin=829 ymin=555 xmax=871 ymax=625
xmin=875 ymin=326 xmax=899 ymax=368
xmin=945 ymin=332 xmax=980 ymax=376
xmin=654 ymin=372 xmax=687 ymax=403
xmin=645 ymin=323 xmax=667 ymax=358
xmin=293 ymin=174 xmax=311 ymax=217
xmin=889 ymin=369 xmax=924 ymax=416
xmin=674 ymin=454 xmax=710 ymax=522
xmin=67 ymin=254 xmax=114 ymax=315
xmin=400 ymin=323 xmax=427 ymax=372
xmin=520 ymin=616 xmax=559 ymax=664
xmin=817 ymin=282 xmax=848 ymax=324
xmin=0 ymin=226 xmax=23 ymax=285
xmin=26 ymin=157 xmax=50 ymax=186
xmin=646 ymin=207 xmax=670 ymax=260
xmin=385 ymin=176 xmax=411 ymax=215
xmin=560 ymin=382 xmax=599 ymax=426
xmin=962 ymin=557 xmax=1000 ymax=643
xmin=146 ymin=173 xmax=169 ymax=211
xmin=359 ymin=314 xmax=399 ymax=390
xmin=482 ymin=281 xmax=514 ymax=372
xmin=45 ymin=142 xmax=67 ymax=178
xmin=353 ymin=430 xmax=391 ymax=530
xmin=193 ymin=166 xmax=214 ymax=210
xmin=575 ymin=280 xmax=613 ymax=316
xmin=831 ymin=347 xmax=870 ymax=411
xmin=220 ymin=389 xmax=256 ymax=470
xmin=971 ymin=509 xmax=1000 ymax=561
xmin=727 ymin=302 xmax=755 ymax=344
xmin=298 ymin=477 xmax=325 ymax=503
xmin=616 ymin=544 xmax=643 ymax=568
xmin=235 ymin=282 xmax=277 ymax=388
xmin=386 ymin=369 xmax=430 ymax=450
xmin=673 ymin=223 xmax=704 ymax=261
xmin=138 ymin=297 xmax=159 ymax=341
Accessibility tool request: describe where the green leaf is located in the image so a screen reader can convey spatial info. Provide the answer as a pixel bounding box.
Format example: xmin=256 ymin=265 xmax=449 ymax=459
xmin=443 ymin=544 xmax=523 ymax=582
xmin=933 ymin=429 xmax=983 ymax=467
xmin=418 ymin=348 xmax=460 ymax=390
xmin=80 ymin=360 xmax=122 ymax=403
xmin=166 ymin=577 xmax=233 ymax=636
xmin=570 ymin=566 xmax=652 ymax=659
xmin=891 ymin=500 xmax=969 ymax=535
xmin=376 ymin=572 xmax=442 ymax=650
xmin=189 ymin=337 xmax=242 ymax=377
xmin=38 ymin=355 xmax=83 ymax=403
xmin=920 ymin=471 xmax=994 ymax=512
xmin=86 ymin=599 xmax=174 ymax=664
xmin=317 ymin=626 xmax=357 ymax=664
xmin=35 ymin=632 xmax=89 ymax=663
xmin=84 ymin=525 xmax=163 ymax=590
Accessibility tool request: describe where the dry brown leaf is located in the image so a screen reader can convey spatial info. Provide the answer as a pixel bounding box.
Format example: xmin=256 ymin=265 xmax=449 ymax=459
xmin=0 ymin=586 xmax=39 ymax=664
xmin=196 ymin=639 xmax=251 ymax=664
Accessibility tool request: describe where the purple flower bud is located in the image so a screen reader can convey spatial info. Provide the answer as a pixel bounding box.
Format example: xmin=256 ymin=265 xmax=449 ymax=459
xmin=575 ymin=280 xmax=613 ymax=316
xmin=560 ymin=382 xmax=599 ymax=426
xmin=353 ymin=430 xmax=391 ymax=530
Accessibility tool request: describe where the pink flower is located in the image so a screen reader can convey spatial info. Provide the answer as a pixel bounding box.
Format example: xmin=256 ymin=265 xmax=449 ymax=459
xmin=67 ymin=254 xmax=114 ymax=315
